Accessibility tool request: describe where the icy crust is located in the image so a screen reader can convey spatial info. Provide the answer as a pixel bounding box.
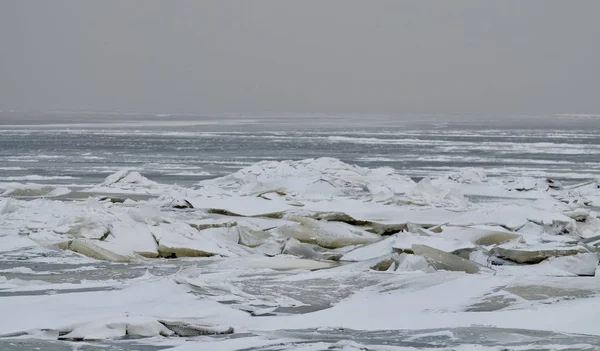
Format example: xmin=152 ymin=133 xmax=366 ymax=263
xmin=2 ymin=158 xmax=600 ymax=343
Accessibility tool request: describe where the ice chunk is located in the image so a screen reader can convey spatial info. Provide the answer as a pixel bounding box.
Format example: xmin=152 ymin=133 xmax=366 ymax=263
xmin=107 ymin=221 xmax=159 ymax=258
xmin=364 ymin=252 xmax=434 ymax=272
xmin=254 ymin=239 xmax=285 ymax=256
xmin=491 ymin=245 xmax=589 ymax=264
xmin=238 ymin=225 xmax=272 ymax=247
xmin=341 ymin=236 xmax=396 ymax=262
xmin=52 ymin=218 xmax=112 ymax=240
xmin=516 ymin=222 xmax=546 ymax=235
xmin=127 ymin=320 xmax=175 ymax=338
xmin=157 ymin=320 xmax=233 ymax=336
xmin=547 ymin=253 xmax=599 ymax=276
xmin=395 ymin=253 xmax=435 ymax=273
xmin=412 ymin=244 xmax=491 ymax=274
xmin=101 ymin=170 xmax=157 ymax=187
xmin=283 ymin=238 xmax=321 ymax=260
xmin=155 ymin=224 xmax=248 ymax=258
xmin=452 ymin=203 xmax=575 ymax=233
xmin=273 ymin=216 xmax=380 ymax=249
xmin=370 ymin=255 xmax=396 ymax=271
xmin=283 ymin=238 xmax=342 ymax=261
xmin=195 ymin=195 xmax=292 ymax=217
xmin=393 ymin=232 xmax=476 ymax=254
xmin=67 ymin=239 xmax=139 ymax=262
xmin=283 ymin=238 xmax=325 ymax=260
xmin=546 ymin=178 xmax=564 ymax=190
xmin=507 ymin=177 xmax=540 ymax=191
xmin=578 ymin=216 xmax=600 ymax=239
xmin=84 ymin=170 xmax=164 ymax=194
xmin=166 ymin=199 xmax=195 ymax=209
xmin=436 ymin=225 xmax=521 ymax=246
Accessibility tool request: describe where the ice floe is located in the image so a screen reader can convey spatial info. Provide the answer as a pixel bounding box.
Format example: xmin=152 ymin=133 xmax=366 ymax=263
xmin=2 ymin=158 xmax=600 ymax=348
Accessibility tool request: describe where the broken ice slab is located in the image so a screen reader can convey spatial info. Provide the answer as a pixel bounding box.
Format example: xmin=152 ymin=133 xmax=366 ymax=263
xmin=547 ymin=253 xmax=599 ymax=276
xmin=68 ymin=239 xmax=140 ymax=263
xmin=411 ymin=244 xmax=494 ymax=274
xmin=395 ymin=253 xmax=435 ymax=273
xmin=433 ymin=225 xmax=521 ymax=246
xmin=157 ymin=320 xmax=233 ymax=336
xmin=273 ymin=216 xmax=380 ymax=249
xmin=491 ymin=245 xmax=590 ymax=264
xmin=283 ymin=238 xmax=343 ymax=261
xmin=340 ymin=236 xmax=396 ymax=262
xmin=156 ymin=225 xmax=251 ymax=258
xmin=342 ymin=232 xmax=477 ymax=263
xmin=237 ymin=225 xmax=273 ymax=247
xmin=106 ymin=221 xmax=159 ymax=258
xmin=254 ymin=239 xmax=285 ymax=256
xmin=370 ymin=255 xmax=396 ymax=271
xmin=394 ymin=233 xmax=477 ymax=255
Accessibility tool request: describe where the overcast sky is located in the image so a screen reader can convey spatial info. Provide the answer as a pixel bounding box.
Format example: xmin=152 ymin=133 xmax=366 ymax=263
xmin=1 ymin=1 xmax=599 ymax=115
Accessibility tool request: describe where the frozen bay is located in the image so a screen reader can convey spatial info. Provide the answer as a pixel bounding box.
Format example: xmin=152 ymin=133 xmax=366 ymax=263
xmin=1 ymin=113 xmax=600 ymax=350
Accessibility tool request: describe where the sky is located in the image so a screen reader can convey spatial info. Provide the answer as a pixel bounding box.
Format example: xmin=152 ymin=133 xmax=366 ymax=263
xmin=1 ymin=1 xmax=599 ymax=115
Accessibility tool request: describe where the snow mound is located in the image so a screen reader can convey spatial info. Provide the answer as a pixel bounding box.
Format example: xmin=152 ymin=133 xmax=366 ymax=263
xmin=200 ymin=158 xmax=415 ymax=199
xmin=101 ymin=170 xmax=158 ymax=188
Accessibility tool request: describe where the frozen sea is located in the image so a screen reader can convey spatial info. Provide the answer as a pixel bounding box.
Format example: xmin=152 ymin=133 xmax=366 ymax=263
xmin=1 ymin=112 xmax=600 ymax=351
xmin=1 ymin=111 xmax=600 ymax=186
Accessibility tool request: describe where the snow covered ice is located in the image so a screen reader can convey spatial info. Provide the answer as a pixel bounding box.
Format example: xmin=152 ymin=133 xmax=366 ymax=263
xmin=2 ymin=158 xmax=600 ymax=350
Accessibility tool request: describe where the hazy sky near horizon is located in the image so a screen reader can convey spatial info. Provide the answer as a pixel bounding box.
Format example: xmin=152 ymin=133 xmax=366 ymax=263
xmin=1 ymin=1 xmax=599 ymax=115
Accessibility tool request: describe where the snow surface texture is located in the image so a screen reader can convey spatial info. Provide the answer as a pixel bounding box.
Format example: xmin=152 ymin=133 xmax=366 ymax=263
xmin=1 ymin=158 xmax=600 ymax=350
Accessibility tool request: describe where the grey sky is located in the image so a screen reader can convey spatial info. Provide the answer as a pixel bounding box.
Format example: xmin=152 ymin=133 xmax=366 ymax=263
xmin=1 ymin=1 xmax=599 ymax=115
